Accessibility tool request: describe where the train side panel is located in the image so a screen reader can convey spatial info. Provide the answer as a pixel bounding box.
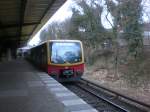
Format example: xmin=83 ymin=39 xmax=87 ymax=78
xmin=28 ymin=43 xmax=48 ymax=71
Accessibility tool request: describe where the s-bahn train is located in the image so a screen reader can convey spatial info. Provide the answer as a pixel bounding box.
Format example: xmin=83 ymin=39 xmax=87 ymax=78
xmin=27 ymin=40 xmax=84 ymax=82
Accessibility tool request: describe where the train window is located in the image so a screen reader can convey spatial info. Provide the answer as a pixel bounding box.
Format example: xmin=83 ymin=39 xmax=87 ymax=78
xmin=50 ymin=42 xmax=82 ymax=64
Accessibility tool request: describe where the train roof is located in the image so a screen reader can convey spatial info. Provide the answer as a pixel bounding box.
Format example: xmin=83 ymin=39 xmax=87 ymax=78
xmin=28 ymin=39 xmax=82 ymax=49
xmin=47 ymin=39 xmax=82 ymax=42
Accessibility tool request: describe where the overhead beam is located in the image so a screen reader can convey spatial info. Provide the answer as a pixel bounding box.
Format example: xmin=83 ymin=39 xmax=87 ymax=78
xmin=20 ymin=0 xmax=27 ymax=38
xmin=16 ymin=0 xmax=27 ymax=47
xmin=0 ymin=22 xmax=40 ymax=29
xmin=1 ymin=38 xmax=28 ymax=42
xmin=0 ymin=21 xmax=10 ymax=40
xmin=0 ymin=36 xmax=29 ymax=48
xmin=31 ymin=0 xmax=57 ymax=36
xmin=0 ymin=34 xmax=31 ymax=39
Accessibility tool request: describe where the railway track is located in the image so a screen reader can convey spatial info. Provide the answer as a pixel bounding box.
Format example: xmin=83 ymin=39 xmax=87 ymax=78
xmin=63 ymin=78 xmax=150 ymax=112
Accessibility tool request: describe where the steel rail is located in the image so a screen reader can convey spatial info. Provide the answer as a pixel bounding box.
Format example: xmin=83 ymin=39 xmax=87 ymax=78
xmin=76 ymin=81 xmax=129 ymax=112
xmin=81 ymin=78 xmax=150 ymax=110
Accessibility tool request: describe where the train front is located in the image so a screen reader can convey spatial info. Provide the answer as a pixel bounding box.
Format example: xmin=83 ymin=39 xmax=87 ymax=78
xmin=48 ymin=40 xmax=84 ymax=82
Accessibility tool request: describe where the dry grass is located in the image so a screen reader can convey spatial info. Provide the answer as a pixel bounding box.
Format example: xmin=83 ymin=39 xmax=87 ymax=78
xmin=83 ymin=67 xmax=150 ymax=105
xmin=83 ymin=49 xmax=150 ymax=105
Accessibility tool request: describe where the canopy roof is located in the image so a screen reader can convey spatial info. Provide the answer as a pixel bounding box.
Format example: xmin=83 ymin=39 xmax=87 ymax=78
xmin=0 ymin=0 xmax=66 ymax=50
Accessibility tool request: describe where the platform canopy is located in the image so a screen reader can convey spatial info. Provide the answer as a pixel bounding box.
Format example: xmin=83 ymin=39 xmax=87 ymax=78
xmin=0 ymin=0 xmax=66 ymax=51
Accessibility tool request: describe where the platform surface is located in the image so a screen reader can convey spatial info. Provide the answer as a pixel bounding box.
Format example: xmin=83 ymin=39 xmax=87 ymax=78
xmin=0 ymin=59 xmax=68 ymax=112
xmin=0 ymin=59 xmax=98 ymax=112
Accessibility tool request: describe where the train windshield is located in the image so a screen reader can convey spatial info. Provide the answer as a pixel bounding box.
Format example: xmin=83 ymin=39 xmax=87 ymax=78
xmin=50 ymin=42 xmax=82 ymax=64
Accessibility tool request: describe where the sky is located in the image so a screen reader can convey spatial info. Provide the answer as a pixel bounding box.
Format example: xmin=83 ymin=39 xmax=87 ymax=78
xmin=28 ymin=0 xmax=150 ymax=47
xmin=28 ymin=0 xmax=73 ymax=46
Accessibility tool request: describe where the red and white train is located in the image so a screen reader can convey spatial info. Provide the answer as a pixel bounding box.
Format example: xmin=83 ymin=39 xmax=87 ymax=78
xmin=26 ymin=40 xmax=84 ymax=82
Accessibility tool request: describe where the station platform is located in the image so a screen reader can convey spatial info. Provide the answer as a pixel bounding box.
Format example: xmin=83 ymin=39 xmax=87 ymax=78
xmin=0 ymin=59 xmax=98 ymax=112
